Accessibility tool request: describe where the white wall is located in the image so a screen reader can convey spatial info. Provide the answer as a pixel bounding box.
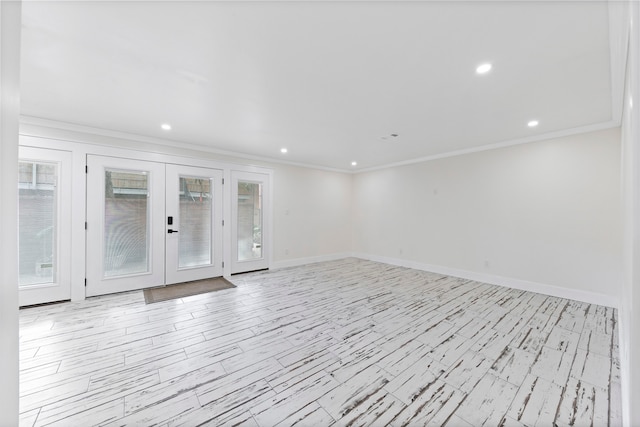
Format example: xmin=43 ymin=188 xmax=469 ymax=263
xmin=353 ymin=128 xmax=622 ymax=306
xmin=17 ymin=68 xmax=632 ymax=422
xmin=272 ymin=164 xmax=352 ymax=267
xmin=620 ymin=1 xmax=640 ymax=425
xmin=0 ymin=1 xmax=21 ymax=426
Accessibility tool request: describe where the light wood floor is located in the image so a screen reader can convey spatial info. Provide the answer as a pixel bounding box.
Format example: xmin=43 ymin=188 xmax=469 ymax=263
xmin=19 ymin=258 xmax=622 ymax=426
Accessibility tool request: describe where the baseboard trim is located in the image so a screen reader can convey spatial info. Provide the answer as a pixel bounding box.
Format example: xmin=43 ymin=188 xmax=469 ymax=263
xmin=271 ymin=253 xmax=354 ymax=270
xmin=617 ymin=307 xmax=630 ymax=426
xmin=271 ymin=252 xmax=618 ymax=308
xmin=351 ymin=253 xmax=619 ymax=308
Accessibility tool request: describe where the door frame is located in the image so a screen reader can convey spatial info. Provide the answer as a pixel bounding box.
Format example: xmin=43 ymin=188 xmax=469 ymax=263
xmin=20 ymin=134 xmax=273 ymax=301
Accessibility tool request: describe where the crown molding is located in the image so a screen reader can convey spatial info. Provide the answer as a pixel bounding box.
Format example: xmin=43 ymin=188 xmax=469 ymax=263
xmin=355 ymin=120 xmax=620 ymax=174
xmin=20 ymin=116 xmax=620 ymax=176
xmin=19 ymin=116 xmax=352 ymax=174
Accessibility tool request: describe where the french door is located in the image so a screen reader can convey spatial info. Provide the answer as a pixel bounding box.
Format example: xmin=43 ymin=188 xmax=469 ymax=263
xmin=18 ymin=147 xmax=72 ymax=306
xmin=86 ymin=156 xmax=223 ymax=296
xmin=165 ymin=164 xmax=223 ymax=284
xmin=86 ymin=156 xmax=165 ymax=296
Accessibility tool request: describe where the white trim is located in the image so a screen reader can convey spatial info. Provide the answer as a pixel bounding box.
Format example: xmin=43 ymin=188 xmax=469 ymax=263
xmin=0 ymin=2 xmax=21 ymax=424
xmin=356 ymin=120 xmax=620 ymax=173
xmin=223 ymin=168 xmax=232 ymax=278
xmin=620 ymin=2 xmax=640 ymax=425
xmin=351 ymin=253 xmax=619 ymax=308
xmin=608 ymin=0 xmax=631 ymax=127
xmin=20 ymin=116 xmax=350 ymax=174
xmin=271 ymin=253 xmax=354 ymax=270
xmin=620 ymin=316 xmax=631 ymax=427
xmin=273 ymin=253 xmax=618 ymax=307
xmin=19 ymin=134 xmax=273 ymax=176
xmin=21 ymin=116 xmax=622 ymax=176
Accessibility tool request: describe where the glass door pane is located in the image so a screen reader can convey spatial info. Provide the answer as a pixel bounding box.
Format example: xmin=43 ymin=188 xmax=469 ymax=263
xmin=237 ymin=181 xmax=263 ymax=261
xmin=18 ymin=162 xmax=57 ymax=286
xmin=104 ymin=169 xmax=150 ymax=277
xmin=178 ymin=176 xmax=212 ymax=268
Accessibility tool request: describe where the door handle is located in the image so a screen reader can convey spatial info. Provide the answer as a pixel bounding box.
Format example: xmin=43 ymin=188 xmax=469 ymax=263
xmin=168 ymin=229 xmax=179 ymax=233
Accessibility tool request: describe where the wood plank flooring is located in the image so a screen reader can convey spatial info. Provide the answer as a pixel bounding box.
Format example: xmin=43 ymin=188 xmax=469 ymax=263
xmin=19 ymin=258 xmax=622 ymax=426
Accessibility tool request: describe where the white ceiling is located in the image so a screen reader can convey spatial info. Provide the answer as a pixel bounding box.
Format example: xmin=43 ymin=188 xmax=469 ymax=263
xmin=20 ymin=1 xmax=619 ymax=171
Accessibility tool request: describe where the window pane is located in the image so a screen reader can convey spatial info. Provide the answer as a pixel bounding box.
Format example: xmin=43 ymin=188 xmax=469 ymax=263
xmin=104 ymin=169 xmax=150 ymax=277
xmin=237 ymin=181 xmax=262 ymax=261
xmin=178 ymin=177 xmax=212 ymax=268
xmin=18 ymin=162 xmax=58 ymax=286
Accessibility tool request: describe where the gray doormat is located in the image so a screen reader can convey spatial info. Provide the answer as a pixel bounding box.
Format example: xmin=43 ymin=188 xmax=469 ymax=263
xmin=143 ymin=277 xmax=236 ymax=304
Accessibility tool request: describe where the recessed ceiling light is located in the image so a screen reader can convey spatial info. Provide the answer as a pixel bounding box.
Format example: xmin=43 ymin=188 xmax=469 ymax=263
xmin=527 ymin=120 xmax=539 ymax=127
xmin=476 ymin=63 xmax=492 ymax=74
xmin=161 ymin=123 xmax=171 ymax=131
xmin=351 ymin=161 xmax=357 ymax=166
xmin=280 ymin=148 xmax=288 ymax=154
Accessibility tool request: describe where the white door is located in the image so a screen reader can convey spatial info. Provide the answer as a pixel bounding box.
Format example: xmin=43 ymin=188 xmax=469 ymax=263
xmin=165 ymin=164 xmax=223 ymax=284
xmin=18 ymin=147 xmax=72 ymax=306
xmin=231 ymin=171 xmax=270 ymax=274
xmin=86 ymin=156 xmax=166 ymax=296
